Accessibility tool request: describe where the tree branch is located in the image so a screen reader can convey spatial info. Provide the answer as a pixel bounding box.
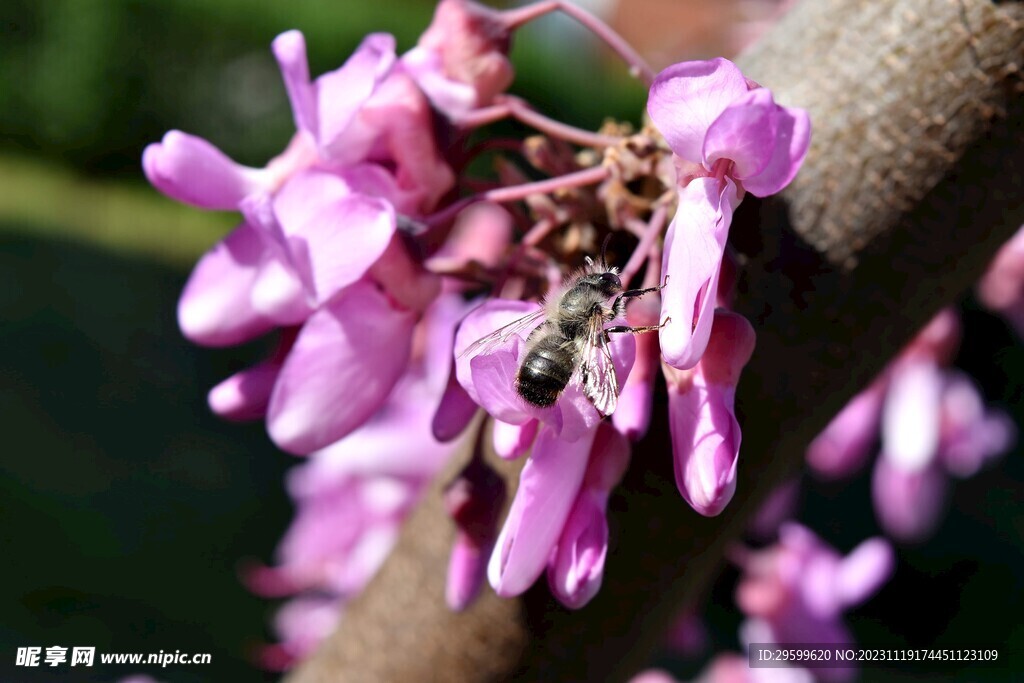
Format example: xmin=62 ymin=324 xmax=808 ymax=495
xmin=286 ymin=1 xmax=1024 ymax=681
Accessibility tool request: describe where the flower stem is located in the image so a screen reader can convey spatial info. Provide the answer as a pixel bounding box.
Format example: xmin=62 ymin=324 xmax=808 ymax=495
xmin=457 ymin=96 xmax=621 ymax=149
xmin=424 ymin=165 xmax=610 ymax=229
xmin=620 ymin=205 xmax=667 ymax=286
xmin=501 ymin=1 xmax=656 ymax=85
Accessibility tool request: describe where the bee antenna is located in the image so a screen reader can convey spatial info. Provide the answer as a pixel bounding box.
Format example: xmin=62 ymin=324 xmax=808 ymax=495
xmin=600 ymin=233 xmax=613 ymax=267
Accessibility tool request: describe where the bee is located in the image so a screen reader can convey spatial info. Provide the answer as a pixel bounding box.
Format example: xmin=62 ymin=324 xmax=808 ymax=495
xmin=461 ymin=256 xmax=667 ymax=415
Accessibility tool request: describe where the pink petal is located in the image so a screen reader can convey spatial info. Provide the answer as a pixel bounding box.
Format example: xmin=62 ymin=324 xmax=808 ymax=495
xmin=612 ymin=298 xmax=661 ymax=441
xmin=267 ymin=280 xmax=416 ymax=454
xmin=703 ymin=88 xmax=779 ymax=179
xmin=402 ymin=46 xmax=478 ymax=119
xmin=142 ymin=130 xmax=266 ymax=210
xmin=316 ymin=33 xmax=396 ymax=153
xmin=659 ymin=177 xmax=739 ymax=369
xmin=271 ymin=31 xmax=317 ymax=138
xmin=454 ymin=299 xmax=544 ymax=424
xmin=446 ymin=534 xmax=490 ymax=611
xmin=646 ymin=58 xmax=749 ymax=164
xmin=666 ymin=311 xmax=755 ymax=516
xmin=806 ymin=379 xmax=886 ymax=479
xmin=271 ymin=171 xmax=396 ymax=305
xmin=939 ymin=372 xmax=1015 ymax=477
xmin=740 ymin=96 xmax=811 ymax=198
xmin=881 ymin=361 xmax=942 ymax=472
xmin=835 ymin=537 xmax=894 ymax=609
xmin=176 ymin=221 xmax=276 ymax=347
xmin=432 ymin=369 xmax=480 ymax=441
xmin=208 ymin=361 xmax=280 ymax=421
xmin=872 ymin=456 xmax=948 ymax=542
xmin=493 ymin=418 xmax=538 ymax=460
xmin=547 ymin=492 xmax=608 ymax=609
xmin=488 ymin=425 xmax=596 ymax=597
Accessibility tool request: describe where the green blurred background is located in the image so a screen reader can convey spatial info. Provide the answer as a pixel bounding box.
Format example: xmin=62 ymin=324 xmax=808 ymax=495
xmin=0 ymin=1 xmax=1020 ymax=682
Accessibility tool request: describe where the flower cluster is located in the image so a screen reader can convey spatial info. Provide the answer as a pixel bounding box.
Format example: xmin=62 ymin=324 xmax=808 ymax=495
xmin=146 ymin=0 xmax=811 ymax=625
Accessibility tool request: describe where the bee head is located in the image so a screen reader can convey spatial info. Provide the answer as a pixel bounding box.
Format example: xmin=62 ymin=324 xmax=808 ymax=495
xmin=597 ymin=270 xmax=622 ymax=296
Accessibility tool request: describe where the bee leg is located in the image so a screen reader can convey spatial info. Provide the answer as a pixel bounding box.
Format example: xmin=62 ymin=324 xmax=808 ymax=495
xmin=606 ymin=316 xmax=671 ymax=336
xmin=612 ymin=277 xmax=670 ymax=309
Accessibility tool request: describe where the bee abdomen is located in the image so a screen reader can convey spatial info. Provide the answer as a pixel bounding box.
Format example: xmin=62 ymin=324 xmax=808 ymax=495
xmin=516 ymin=337 xmax=575 ymax=407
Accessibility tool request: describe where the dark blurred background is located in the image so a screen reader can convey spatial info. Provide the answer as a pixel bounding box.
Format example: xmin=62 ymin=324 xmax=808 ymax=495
xmin=0 ymin=1 xmax=1020 ymax=681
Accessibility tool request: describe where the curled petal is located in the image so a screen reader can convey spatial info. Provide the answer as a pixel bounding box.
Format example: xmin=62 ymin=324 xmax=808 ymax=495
xmin=659 ymin=177 xmax=739 ymax=369
xmin=646 ymin=58 xmax=749 ymax=164
xmin=488 ymin=425 xmax=596 ymax=597
xmin=547 ymin=492 xmax=608 ymax=609
xmin=177 ymin=221 xmax=275 ymax=347
xmin=273 ymin=31 xmax=396 ymax=151
xmin=267 ymin=280 xmax=415 ymax=454
xmin=208 ymin=361 xmax=279 ymax=421
xmin=142 ymin=131 xmax=266 ymax=210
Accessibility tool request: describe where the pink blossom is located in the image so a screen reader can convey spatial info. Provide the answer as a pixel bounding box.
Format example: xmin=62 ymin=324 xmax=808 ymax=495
xmin=664 ymin=310 xmax=755 ymax=515
xmin=647 ymin=58 xmax=809 ymax=368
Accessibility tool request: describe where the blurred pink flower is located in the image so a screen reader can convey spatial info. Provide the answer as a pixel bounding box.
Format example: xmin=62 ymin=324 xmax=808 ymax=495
xmin=977 ymin=224 xmax=1024 ymax=336
xmin=873 ymin=361 xmax=1014 ymax=542
xmin=647 ymin=57 xmax=809 ymax=369
xmin=735 ymin=524 xmax=894 ymax=683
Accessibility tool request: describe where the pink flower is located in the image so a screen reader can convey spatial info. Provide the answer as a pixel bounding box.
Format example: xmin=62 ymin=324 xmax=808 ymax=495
xmin=647 ymin=58 xmax=809 ymax=368
xmin=664 ymin=310 xmax=756 ymax=516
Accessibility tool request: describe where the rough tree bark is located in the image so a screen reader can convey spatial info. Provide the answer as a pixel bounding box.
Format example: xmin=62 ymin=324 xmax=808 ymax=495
xmin=288 ymin=0 xmax=1024 ymax=681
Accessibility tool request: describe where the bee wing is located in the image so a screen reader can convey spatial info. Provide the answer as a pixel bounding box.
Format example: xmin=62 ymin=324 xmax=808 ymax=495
xmin=458 ymin=307 xmax=548 ymax=359
xmin=578 ymin=317 xmax=619 ymax=416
